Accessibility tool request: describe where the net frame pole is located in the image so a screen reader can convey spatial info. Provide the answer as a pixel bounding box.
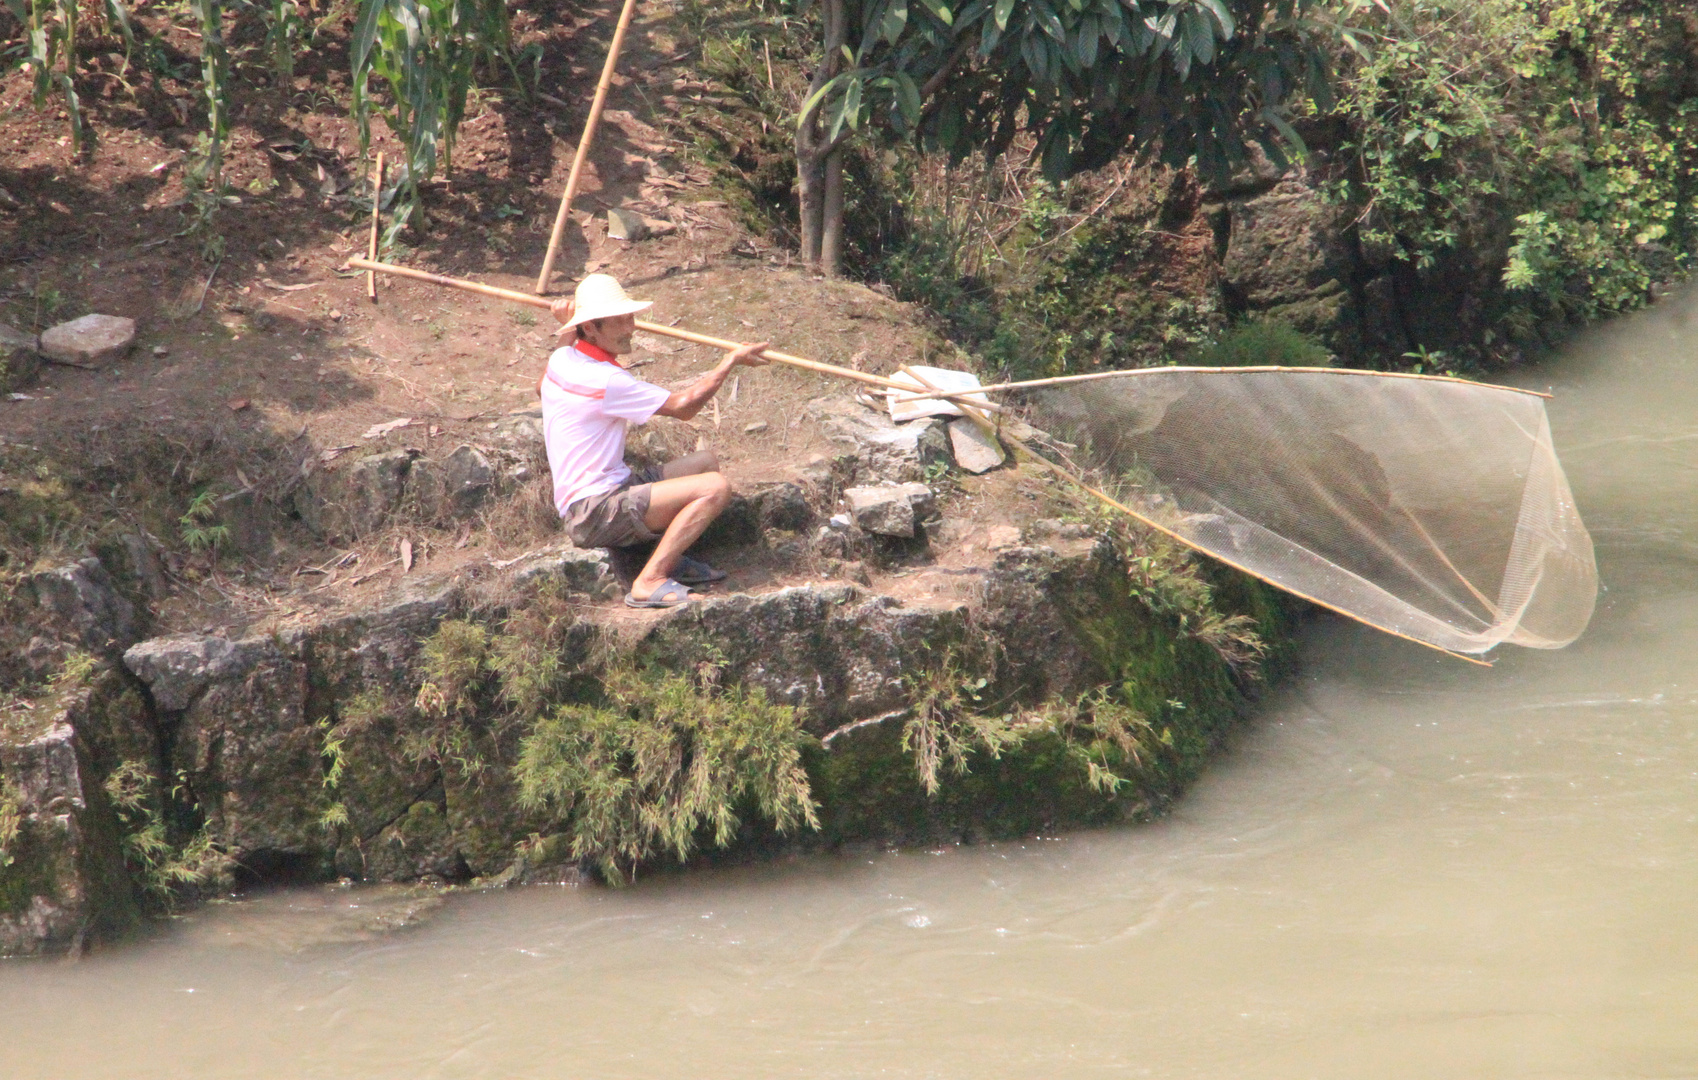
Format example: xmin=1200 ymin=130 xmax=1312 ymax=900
xmin=890 ymin=366 xmax=1553 ymax=403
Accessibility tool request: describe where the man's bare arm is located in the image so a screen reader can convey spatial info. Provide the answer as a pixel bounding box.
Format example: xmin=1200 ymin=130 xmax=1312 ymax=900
xmin=655 ymin=341 xmax=770 ymax=420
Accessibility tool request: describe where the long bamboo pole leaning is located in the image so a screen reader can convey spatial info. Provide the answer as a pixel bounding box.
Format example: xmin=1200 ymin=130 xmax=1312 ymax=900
xmin=534 ymin=0 xmax=642 ymax=296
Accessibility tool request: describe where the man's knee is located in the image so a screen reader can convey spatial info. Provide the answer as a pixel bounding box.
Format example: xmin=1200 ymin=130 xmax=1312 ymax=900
xmin=703 ymin=471 xmax=732 ymax=509
xmin=662 ymin=449 xmax=720 ymax=480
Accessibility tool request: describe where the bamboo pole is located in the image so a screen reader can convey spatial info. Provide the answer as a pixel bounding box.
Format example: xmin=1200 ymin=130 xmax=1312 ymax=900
xmin=534 ymin=0 xmax=641 ymax=295
xmin=348 ymin=258 xmax=997 ymax=403
xmin=345 ymin=256 xmax=1485 ymax=666
xmin=366 ymin=152 xmax=384 ymax=302
xmin=891 ymin=364 xmax=1553 ymax=402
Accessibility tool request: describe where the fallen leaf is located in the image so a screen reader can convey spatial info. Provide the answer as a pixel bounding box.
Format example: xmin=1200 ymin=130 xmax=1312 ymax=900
xmin=428 ymin=424 xmax=442 ymax=437
xmin=363 ymin=418 xmax=414 ymax=439
xmin=261 ymin=278 xmax=318 ymax=292
xmin=227 ymin=398 xmax=251 ymax=412
xmin=399 ymin=537 xmax=414 ymax=573
xmin=320 ymin=444 xmax=356 ymax=462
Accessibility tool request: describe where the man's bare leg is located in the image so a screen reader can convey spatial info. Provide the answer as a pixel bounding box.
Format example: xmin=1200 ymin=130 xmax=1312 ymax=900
xmin=629 ymin=471 xmax=730 ymax=600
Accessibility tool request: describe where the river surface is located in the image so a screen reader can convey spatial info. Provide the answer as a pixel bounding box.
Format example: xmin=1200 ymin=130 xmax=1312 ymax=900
xmin=6 ymin=296 xmax=1698 ymax=1078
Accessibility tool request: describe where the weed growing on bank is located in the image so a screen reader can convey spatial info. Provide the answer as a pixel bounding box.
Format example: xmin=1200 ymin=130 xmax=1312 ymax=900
xmin=514 ymin=664 xmax=818 ymax=885
xmin=104 ymin=760 xmax=233 ymax=908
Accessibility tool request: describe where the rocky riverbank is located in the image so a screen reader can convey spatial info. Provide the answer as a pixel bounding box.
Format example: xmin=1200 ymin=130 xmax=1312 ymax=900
xmin=1 ymin=383 xmax=1293 ymax=957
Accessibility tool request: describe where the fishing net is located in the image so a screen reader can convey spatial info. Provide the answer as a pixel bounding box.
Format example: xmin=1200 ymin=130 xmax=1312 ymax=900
xmin=1023 ymin=369 xmax=1597 ymax=656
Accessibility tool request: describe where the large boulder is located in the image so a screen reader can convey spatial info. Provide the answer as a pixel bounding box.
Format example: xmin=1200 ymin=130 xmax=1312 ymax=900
xmin=947 ymin=419 xmax=1006 ymax=474
xmin=844 ymin=482 xmax=935 ymax=538
xmin=123 ymin=634 xmax=260 ymax=713
xmin=29 ymin=558 xmax=144 ymax=655
xmin=296 ymin=448 xmax=420 ymax=540
xmin=0 ymin=691 xmax=140 ymax=957
xmin=124 ymin=580 xmax=467 ymax=872
xmin=407 ymin=445 xmax=495 ymax=524
xmin=640 ymin=584 xmax=969 ymax=731
xmin=806 ymin=397 xmax=949 ymax=483
xmin=1218 ymin=179 xmax=1352 ymax=336
xmin=40 ymin=314 xmax=136 ymax=368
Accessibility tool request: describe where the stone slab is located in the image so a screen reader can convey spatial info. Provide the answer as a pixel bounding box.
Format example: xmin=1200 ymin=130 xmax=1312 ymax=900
xmin=40 ymin=314 xmax=136 ymax=367
xmin=948 ymin=418 xmax=1006 ymax=473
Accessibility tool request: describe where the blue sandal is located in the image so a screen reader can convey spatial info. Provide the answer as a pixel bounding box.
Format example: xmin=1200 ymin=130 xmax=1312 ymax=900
xmin=673 ymin=555 xmax=728 ymax=586
xmin=624 ymin=579 xmax=693 ymax=609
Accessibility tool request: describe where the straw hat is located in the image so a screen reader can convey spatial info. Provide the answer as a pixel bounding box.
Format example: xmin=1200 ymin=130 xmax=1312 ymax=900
xmin=558 ymin=273 xmax=653 ymax=332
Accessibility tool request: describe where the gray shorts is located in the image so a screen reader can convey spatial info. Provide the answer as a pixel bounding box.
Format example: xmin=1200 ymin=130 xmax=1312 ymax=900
xmin=561 ymin=451 xmax=719 ymax=549
xmin=562 ymin=466 xmax=663 ymax=549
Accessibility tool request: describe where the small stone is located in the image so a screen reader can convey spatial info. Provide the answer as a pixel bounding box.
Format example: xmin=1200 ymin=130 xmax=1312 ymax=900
xmin=40 ymin=313 xmax=136 ymax=367
xmin=948 ymin=418 xmax=1006 ymax=473
xmin=743 ymin=421 xmax=768 ymax=434
xmin=227 ymin=398 xmax=251 ymax=412
xmin=328 ymin=309 xmax=344 ymax=321
xmin=151 ymin=345 xmax=169 ymax=357
xmin=606 ymin=207 xmax=649 ymax=241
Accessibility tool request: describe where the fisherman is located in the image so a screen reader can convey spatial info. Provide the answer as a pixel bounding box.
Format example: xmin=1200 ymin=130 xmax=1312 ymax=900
xmin=543 ymin=273 xmax=770 ymax=608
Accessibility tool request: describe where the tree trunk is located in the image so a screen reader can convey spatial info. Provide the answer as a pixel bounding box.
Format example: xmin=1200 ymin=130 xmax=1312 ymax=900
xmin=798 ymin=152 xmax=825 ymax=267
xmin=820 ymin=146 xmax=845 ymax=277
xmin=795 ymin=0 xmax=846 ymax=272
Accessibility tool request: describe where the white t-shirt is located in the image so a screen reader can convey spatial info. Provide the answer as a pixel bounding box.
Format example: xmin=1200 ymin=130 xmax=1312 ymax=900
xmin=540 ymin=343 xmax=672 ymax=516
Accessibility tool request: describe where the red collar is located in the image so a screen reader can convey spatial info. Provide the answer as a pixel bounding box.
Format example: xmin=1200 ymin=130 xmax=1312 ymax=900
xmin=574 ymin=339 xmax=622 ymax=368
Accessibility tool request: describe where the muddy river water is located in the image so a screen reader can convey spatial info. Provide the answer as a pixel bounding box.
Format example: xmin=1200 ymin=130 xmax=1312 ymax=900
xmin=6 ymin=295 xmax=1698 ymax=1078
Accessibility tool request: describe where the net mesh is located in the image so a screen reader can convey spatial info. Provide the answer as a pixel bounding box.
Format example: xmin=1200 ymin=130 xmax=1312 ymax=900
xmin=1024 ymin=370 xmax=1597 ymax=656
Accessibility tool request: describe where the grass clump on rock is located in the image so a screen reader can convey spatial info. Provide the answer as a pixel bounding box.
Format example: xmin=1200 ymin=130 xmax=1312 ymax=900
xmin=514 ymin=664 xmax=818 ymax=885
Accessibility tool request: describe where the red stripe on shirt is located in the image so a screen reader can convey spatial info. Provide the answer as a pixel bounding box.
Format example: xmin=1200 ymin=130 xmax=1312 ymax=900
xmin=543 ymin=371 xmax=607 ymax=398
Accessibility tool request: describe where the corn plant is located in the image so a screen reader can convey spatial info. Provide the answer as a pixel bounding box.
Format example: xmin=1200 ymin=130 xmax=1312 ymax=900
xmin=4 ymin=0 xmax=134 ymax=150
xmin=350 ymin=0 xmax=520 ymax=235
xmin=260 ymin=0 xmax=305 ymax=82
xmin=185 ymin=0 xmax=229 ymax=192
xmin=7 ymin=0 xmax=82 ymax=149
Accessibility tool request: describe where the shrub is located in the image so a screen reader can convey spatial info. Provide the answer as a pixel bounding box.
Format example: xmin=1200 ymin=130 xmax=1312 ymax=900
xmin=514 ymin=665 xmax=818 ymax=884
xmin=1192 ymin=319 xmax=1333 ymax=369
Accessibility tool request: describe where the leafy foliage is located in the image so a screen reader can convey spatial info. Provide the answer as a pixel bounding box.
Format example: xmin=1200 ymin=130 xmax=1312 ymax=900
xmin=514 ymin=664 xmax=819 ymax=884
xmin=178 ymin=489 xmax=230 ymax=554
xmin=104 ymin=760 xmax=232 ymax=907
xmin=350 ymin=0 xmax=522 ymax=234
xmin=1192 ymin=318 xmax=1332 ymax=367
xmin=1326 ymin=0 xmax=1698 ymax=338
xmin=798 ymin=0 xmax=1369 ymax=183
xmin=899 ymin=646 xmax=1023 ymax=794
xmin=0 ymin=775 xmax=20 ymax=870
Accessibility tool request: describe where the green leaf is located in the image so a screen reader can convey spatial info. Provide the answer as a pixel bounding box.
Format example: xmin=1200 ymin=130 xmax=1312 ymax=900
xmin=880 ymin=0 xmax=909 ymax=44
xmin=1259 ymin=106 xmax=1309 ymax=164
xmin=893 ymin=69 xmax=922 ymax=125
xmin=1195 ymin=0 xmax=1234 ymax=37
xmin=1074 ymin=16 xmax=1099 ymax=68
xmin=994 ymin=0 xmax=1014 ymax=32
xmin=351 ymin=0 xmax=386 ymax=73
xmin=797 ymin=69 xmax=853 ymax=129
